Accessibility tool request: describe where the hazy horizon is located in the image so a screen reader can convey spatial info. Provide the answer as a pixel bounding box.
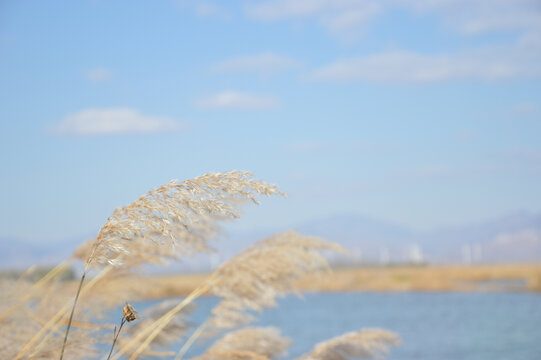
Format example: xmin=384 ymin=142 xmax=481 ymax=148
xmin=1 ymin=1 xmax=540 ymax=246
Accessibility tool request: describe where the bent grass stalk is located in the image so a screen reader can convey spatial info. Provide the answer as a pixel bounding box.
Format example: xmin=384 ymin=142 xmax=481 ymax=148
xmin=107 ymin=319 xmax=126 ymax=360
xmin=129 ymin=231 xmax=341 ymax=359
xmin=110 ymin=276 xmax=216 ymax=360
xmin=106 ymin=303 xmax=137 ymax=360
xmin=59 ymin=265 xmax=87 ymax=360
xmin=174 ymin=321 xmax=209 ymax=360
xmin=0 ymin=261 xmax=72 ymax=324
xmin=10 ymin=173 xmax=288 ymax=359
xmin=14 ymin=265 xmax=113 ymax=360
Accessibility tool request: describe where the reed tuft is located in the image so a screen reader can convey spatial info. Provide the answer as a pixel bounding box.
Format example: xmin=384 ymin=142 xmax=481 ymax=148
xmin=85 ymin=171 xmax=284 ymax=268
xmin=209 ymin=230 xmax=345 ymax=329
xmin=2 ymin=171 xmax=401 ymax=360
xmin=193 ymin=327 xmax=291 ymax=360
xmin=296 ymin=329 xmax=401 ymax=360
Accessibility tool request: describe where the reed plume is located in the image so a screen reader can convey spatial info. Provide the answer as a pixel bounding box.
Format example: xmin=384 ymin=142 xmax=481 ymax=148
xmin=172 ymin=231 xmax=345 ymax=359
xmin=192 ymin=327 xmax=291 ymax=360
xmin=209 ymin=231 xmax=345 ymax=329
xmin=119 ymin=231 xmax=342 ymax=359
xmin=61 ymin=171 xmax=283 ymax=359
xmin=85 ymin=171 xmax=284 ymax=268
xmin=296 ymin=329 xmax=401 ymax=360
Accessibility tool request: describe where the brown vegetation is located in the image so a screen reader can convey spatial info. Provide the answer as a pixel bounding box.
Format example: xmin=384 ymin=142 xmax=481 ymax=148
xmin=126 ymin=264 xmax=541 ymax=299
xmin=0 ymin=171 xmax=401 ymax=360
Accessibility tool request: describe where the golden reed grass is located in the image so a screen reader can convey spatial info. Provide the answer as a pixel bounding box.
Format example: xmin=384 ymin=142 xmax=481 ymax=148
xmin=296 ymin=329 xmax=401 ymax=360
xmin=0 ymin=171 xmax=400 ymax=360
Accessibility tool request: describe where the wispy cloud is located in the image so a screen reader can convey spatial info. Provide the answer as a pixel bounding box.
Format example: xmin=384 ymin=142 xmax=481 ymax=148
xmin=54 ymin=108 xmax=182 ymax=135
xmin=212 ymin=52 xmax=299 ymax=76
xmin=310 ymin=45 xmax=541 ymax=83
xmin=196 ymin=91 xmax=279 ymax=109
xmin=508 ymin=102 xmax=538 ymax=119
xmin=246 ymin=0 xmax=541 ymax=42
xmin=176 ymin=0 xmax=231 ymax=19
xmin=245 ymin=0 xmax=381 ymax=39
xmin=84 ymin=67 xmax=111 ymax=83
xmin=396 ymin=0 xmax=541 ymax=36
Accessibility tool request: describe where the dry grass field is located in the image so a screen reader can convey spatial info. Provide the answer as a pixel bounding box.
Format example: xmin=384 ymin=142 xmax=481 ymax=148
xmin=4 ymin=172 xmax=537 ymax=359
xmin=128 ymin=264 xmax=541 ymax=299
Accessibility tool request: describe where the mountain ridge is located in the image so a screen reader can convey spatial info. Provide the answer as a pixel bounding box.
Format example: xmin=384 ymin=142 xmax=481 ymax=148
xmin=1 ymin=211 xmax=540 ymax=270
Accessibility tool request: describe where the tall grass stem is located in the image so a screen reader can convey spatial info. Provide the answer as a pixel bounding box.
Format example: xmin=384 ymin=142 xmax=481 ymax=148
xmin=59 ymin=268 xmax=87 ymax=360
xmin=106 ymin=318 xmax=126 ymax=360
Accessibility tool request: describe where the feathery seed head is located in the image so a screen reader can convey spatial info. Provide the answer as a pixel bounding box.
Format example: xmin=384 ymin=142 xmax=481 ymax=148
xmin=208 ymin=231 xmax=345 ymax=329
xmin=296 ymin=329 xmax=401 ymax=360
xmin=79 ymin=171 xmax=284 ymax=269
xmin=194 ymin=327 xmax=291 ymax=360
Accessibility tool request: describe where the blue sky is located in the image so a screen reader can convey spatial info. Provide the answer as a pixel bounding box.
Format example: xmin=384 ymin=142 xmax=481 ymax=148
xmin=1 ymin=0 xmax=540 ymax=244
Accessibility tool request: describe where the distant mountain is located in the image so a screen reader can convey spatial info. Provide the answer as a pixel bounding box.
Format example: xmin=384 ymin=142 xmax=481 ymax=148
xmin=0 ymin=237 xmax=80 ymax=270
xmin=1 ymin=212 xmax=540 ymax=270
xmin=219 ymin=212 xmax=541 ymax=265
xmin=420 ymin=211 xmax=541 ymax=262
xmin=294 ymin=213 xmax=414 ymax=245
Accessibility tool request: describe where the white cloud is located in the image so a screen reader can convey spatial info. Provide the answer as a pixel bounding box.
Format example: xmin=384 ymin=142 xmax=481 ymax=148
xmin=85 ymin=68 xmax=111 ymax=83
xmin=508 ymin=102 xmax=538 ymax=119
xmin=246 ymin=0 xmax=381 ymax=38
xmin=195 ymin=2 xmax=230 ymax=18
xmin=394 ymin=0 xmax=541 ymax=35
xmin=176 ymin=0 xmax=231 ymax=19
xmin=310 ymin=44 xmax=541 ymax=83
xmin=304 ymin=0 xmax=541 ymax=83
xmin=247 ymin=0 xmax=335 ymax=19
xmin=211 ymin=52 xmax=299 ymax=75
xmin=246 ymin=0 xmax=541 ymax=41
xmin=54 ymin=108 xmax=182 ymax=135
xmin=196 ymin=91 xmax=279 ymax=110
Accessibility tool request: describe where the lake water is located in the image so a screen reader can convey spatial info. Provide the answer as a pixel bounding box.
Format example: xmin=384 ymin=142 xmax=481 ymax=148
xmin=132 ymin=292 xmax=541 ymax=360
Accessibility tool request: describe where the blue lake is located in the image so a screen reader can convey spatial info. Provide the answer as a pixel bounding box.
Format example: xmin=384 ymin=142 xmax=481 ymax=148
xmin=130 ymin=292 xmax=541 ymax=360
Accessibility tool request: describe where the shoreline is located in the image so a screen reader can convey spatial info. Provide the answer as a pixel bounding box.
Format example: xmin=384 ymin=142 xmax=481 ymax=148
xmin=127 ymin=264 xmax=541 ymax=300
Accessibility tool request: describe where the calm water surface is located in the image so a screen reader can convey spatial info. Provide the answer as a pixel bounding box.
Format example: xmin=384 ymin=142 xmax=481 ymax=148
xmin=134 ymin=292 xmax=541 ymax=360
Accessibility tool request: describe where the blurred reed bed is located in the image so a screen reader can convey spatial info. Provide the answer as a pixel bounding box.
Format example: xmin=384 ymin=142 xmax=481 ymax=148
xmin=0 ymin=171 xmax=400 ymax=360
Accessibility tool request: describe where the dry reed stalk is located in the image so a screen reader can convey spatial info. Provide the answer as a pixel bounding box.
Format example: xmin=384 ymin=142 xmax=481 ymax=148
xmin=128 ymin=231 xmax=344 ymax=359
xmin=106 ymin=303 xmax=138 ymax=360
xmin=209 ymin=231 xmax=345 ymax=329
xmin=26 ymin=266 xmax=140 ymax=360
xmin=0 ymin=261 xmax=73 ymax=325
xmin=296 ymin=329 xmax=401 ymax=360
xmin=115 ymin=300 xmax=194 ymax=359
xmin=112 ymin=279 xmax=216 ymax=360
xmin=60 ymin=171 xmax=283 ymax=359
xmin=14 ymin=265 xmax=113 ymax=360
xmin=192 ymin=327 xmax=291 ymax=360
xmin=0 ymin=276 xmax=99 ymax=360
xmin=85 ymin=171 xmax=284 ymax=269
xmin=174 ymin=321 xmax=208 ymax=360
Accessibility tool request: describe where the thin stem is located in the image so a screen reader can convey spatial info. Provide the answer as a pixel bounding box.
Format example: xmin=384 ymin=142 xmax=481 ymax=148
xmin=174 ymin=321 xmax=208 ymax=360
xmin=107 ymin=318 xmax=126 ymax=360
xmin=59 ymin=267 xmax=87 ymax=360
xmin=16 ymin=266 xmax=112 ymax=360
xmin=0 ymin=261 xmax=71 ymax=325
xmin=112 ymin=275 xmax=217 ymax=360
xmin=128 ymin=283 xmax=211 ymax=360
